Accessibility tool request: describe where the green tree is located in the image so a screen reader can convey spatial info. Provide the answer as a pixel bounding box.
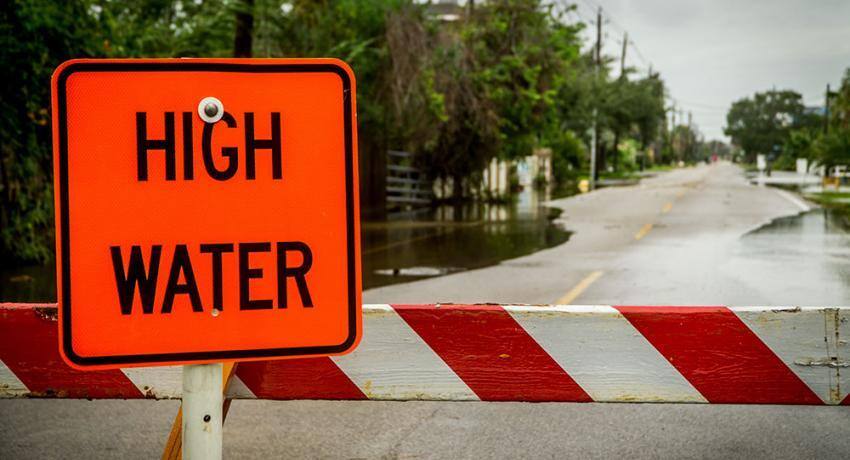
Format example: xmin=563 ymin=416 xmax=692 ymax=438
xmin=632 ymin=75 xmax=666 ymax=154
xmin=465 ymin=0 xmax=564 ymax=162
xmin=814 ymin=130 xmax=850 ymax=171
xmin=780 ymin=129 xmax=817 ymax=166
xmin=261 ymin=0 xmax=442 ymax=210
xmin=724 ymin=89 xmax=814 ymax=162
xmin=829 ymin=68 xmax=850 ymax=131
xmin=0 ymin=0 xmax=101 ymax=264
xmin=602 ymin=73 xmax=666 ymax=171
xmin=544 ymin=16 xmax=592 ymax=184
xmin=94 ymin=0 xmax=236 ymax=57
xmin=421 ymin=0 xmax=581 ymax=198
xmin=423 ymin=33 xmax=500 ymax=198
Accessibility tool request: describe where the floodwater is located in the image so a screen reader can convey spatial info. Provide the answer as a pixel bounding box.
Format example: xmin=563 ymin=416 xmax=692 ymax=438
xmin=727 ymin=206 xmax=850 ymax=305
xmin=7 ymin=187 xmax=850 ymax=304
xmin=363 ymin=188 xmax=571 ymax=289
xmin=0 ymin=263 xmax=55 ymax=303
xmin=0 ymin=188 xmax=571 ymax=301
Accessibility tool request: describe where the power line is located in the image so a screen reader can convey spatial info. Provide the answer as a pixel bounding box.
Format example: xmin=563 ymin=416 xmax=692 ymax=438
xmin=627 ymin=40 xmax=650 ymax=68
xmin=567 ymin=0 xmax=655 ymax=79
xmin=561 ymin=1 xmax=716 ymax=137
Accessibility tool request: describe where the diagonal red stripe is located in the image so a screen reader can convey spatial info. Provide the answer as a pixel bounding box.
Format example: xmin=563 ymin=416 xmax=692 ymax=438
xmin=0 ymin=306 xmax=142 ymax=398
xmin=236 ymin=358 xmax=366 ymax=400
xmin=393 ymin=304 xmax=591 ymax=402
xmin=617 ymin=306 xmax=822 ymax=405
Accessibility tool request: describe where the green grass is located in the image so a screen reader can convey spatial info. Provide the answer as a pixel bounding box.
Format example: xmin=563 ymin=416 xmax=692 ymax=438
xmin=804 ymin=191 xmax=850 ymax=228
xmin=803 ymin=191 xmax=850 ymax=207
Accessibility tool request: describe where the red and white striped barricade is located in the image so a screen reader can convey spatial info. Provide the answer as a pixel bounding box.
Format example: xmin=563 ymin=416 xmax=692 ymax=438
xmin=1 ymin=303 xmax=848 ymax=404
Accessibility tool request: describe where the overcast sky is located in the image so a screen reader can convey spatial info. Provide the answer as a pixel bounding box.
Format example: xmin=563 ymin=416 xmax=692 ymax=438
xmin=570 ymin=0 xmax=850 ymax=141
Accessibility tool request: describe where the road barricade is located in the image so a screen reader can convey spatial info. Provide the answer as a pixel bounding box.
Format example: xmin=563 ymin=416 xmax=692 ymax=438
xmin=1 ymin=302 xmax=848 ymax=405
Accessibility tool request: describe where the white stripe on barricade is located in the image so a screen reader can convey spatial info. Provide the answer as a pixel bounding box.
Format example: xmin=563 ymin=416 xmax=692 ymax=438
xmin=734 ymin=306 xmax=850 ymax=404
xmin=508 ymin=305 xmax=707 ymax=402
xmin=0 ymin=358 xmax=28 ymax=397
xmin=332 ymin=304 xmax=479 ymax=401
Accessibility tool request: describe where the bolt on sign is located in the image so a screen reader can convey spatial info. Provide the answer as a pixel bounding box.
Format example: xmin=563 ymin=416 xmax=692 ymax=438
xmin=51 ymin=59 xmax=361 ymax=369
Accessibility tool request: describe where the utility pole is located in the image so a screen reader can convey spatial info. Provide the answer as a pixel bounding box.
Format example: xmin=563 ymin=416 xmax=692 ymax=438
xmin=679 ymin=109 xmax=686 ymax=161
xmin=589 ymin=6 xmax=602 ymax=190
xmin=825 ymin=83 xmax=831 ymax=134
xmin=620 ymin=32 xmax=628 ymax=78
xmin=596 ymin=6 xmax=602 ymax=71
xmin=610 ymin=32 xmax=628 ymax=172
xmin=671 ymin=104 xmax=677 ymax=161
xmin=685 ymin=110 xmax=696 ymax=160
xmin=823 ymin=83 xmax=833 ymax=180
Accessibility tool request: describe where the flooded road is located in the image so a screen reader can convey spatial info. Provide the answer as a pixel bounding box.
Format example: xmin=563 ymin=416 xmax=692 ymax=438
xmin=365 ymin=163 xmax=846 ymax=306
xmin=4 ymin=166 xmax=849 ymax=308
xmin=0 ymin=189 xmax=570 ymax=301
xmin=728 ymin=207 xmax=850 ymax=305
xmin=363 ymin=190 xmax=570 ymax=289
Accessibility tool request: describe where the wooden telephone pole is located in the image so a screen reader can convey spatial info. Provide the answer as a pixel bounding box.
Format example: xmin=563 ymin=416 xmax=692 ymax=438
xmin=620 ymin=32 xmax=628 ymax=78
xmin=590 ymin=6 xmax=602 ymax=189
xmin=825 ymin=83 xmax=831 ymax=134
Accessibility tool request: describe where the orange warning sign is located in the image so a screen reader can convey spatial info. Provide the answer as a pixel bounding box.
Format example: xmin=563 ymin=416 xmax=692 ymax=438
xmin=51 ymin=59 xmax=361 ymax=369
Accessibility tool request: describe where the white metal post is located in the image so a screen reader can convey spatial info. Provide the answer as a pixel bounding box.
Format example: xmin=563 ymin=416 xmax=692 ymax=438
xmin=182 ymin=363 xmax=223 ymax=460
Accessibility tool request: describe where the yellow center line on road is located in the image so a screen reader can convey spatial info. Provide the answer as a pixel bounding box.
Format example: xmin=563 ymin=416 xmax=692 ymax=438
xmin=634 ymin=223 xmax=653 ymax=240
xmin=662 ymin=202 xmax=673 ymax=213
xmin=556 ymin=270 xmax=604 ymax=305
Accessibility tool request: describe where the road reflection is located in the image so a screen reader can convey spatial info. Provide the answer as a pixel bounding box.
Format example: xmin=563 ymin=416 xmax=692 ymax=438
xmin=362 ymin=188 xmax=571 ymax=289
xmin=730 ymin=207 xmax=850 ymax=304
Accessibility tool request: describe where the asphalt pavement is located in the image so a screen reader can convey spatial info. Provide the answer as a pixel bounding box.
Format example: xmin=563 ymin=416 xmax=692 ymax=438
xmin=3 ymin=162 xmax=849 ymax=459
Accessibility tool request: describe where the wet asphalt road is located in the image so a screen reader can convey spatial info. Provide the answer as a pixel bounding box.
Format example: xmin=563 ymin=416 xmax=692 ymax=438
xmin=365 ymin=162 xmax=824 ymax=306
xmin=3 ymin=163 xmax=850 ymax=459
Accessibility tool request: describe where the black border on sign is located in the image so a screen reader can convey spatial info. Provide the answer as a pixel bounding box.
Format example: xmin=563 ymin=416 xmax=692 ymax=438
xmin=57 ymin=61 xmax=358 ymax=366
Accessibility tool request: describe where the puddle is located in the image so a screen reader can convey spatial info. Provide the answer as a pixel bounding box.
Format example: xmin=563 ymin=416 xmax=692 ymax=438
xmin=373 ymin=266 xmax=465 ymax=277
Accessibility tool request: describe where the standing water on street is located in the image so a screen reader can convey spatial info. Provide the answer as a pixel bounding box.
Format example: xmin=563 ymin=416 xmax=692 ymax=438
xmin=0 ymin=188 xmax=571 ymax=300
xmin=362 ymin=188 xmax=570 ymax=289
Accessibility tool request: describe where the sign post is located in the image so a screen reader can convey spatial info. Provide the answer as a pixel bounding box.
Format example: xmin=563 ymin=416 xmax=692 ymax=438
xmin=51 ymin=58 xmax=361 ymax=457
xmin=182 ymin=363 xmax=223 ymax=460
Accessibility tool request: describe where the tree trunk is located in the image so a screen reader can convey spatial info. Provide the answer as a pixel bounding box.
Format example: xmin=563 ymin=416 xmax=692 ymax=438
xmin=233 ymin=0 xmax=254 ymax=58
xmin=452 ymin=174 xmax=464 ymax=202
xmin=596 ymin=142 xmax=606 ymax=179
xmin=612 ymin=131 xmax=620 ymax=172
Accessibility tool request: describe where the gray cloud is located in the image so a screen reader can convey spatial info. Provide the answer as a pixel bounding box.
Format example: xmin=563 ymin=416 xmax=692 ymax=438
xmin=576 ymin=0 xmax=850 ymax=140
